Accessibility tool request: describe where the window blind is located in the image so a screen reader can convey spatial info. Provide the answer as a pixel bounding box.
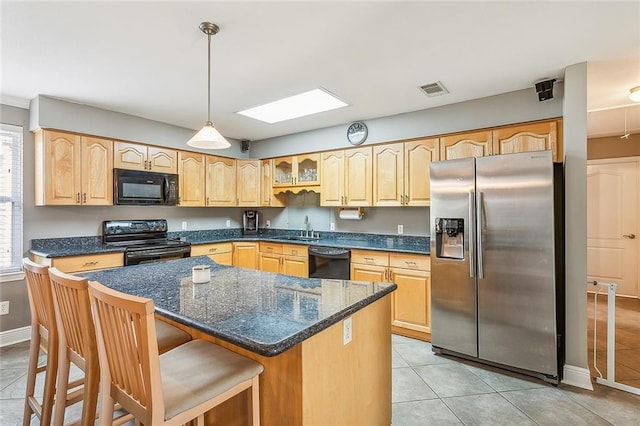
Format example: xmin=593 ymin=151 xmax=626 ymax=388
xmin=0 ymin=124 xmax=23 ymax=275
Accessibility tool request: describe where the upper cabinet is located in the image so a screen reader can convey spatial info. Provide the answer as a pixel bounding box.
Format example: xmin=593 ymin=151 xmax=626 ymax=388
xmin=114 ymin=141 xmax=177 ymax=173
xmin=321 ymin=147 xmax=372 ymax=207
xmin=440 ymin=130 xmax=494 ymax=161
xmin=261 ymin=159 xmax=286 ymax=207
xmin=205 ymin=155 xmax=236 ymax=207
xmin=177 ymin=151 xmax=205 ymax=206
xmin=493 ymin=119 xmax=562 ymax=162
xmin=236 ymin=159 xmax=260 ymax=207
xmin=35 ymin=130 xmax=113 ymax=206
xmin=372 ymin=138 xmax=438 ymax=207
xmin=273 ymin=154 xmax=320 ymax=190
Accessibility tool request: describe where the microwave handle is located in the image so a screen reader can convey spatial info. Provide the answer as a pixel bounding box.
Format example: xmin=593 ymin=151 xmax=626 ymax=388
xmin=163 ymin=176 xmax=170 ymax=202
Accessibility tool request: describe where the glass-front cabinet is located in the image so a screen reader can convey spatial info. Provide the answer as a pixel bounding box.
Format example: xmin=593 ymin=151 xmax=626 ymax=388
xmin=273 ymin=154 xmax=320 ymax=188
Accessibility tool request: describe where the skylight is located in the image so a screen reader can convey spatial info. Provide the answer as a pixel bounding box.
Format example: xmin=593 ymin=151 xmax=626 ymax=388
xmin=237 ymin=88 xmax=348 ymax=124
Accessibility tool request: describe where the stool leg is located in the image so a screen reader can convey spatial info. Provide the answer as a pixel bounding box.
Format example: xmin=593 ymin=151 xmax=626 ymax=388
xmin=53 ymin=347 xmax=70 ymax=426
xmin=251 ymin=376 xmax=260 ymax=426
xmin=22 ymin=331 xmax=40 ymax=426
xmin=81 ymin=362 xmax=100 ymax=425
xmin=41 ymin=344 xmax=59 ymax=426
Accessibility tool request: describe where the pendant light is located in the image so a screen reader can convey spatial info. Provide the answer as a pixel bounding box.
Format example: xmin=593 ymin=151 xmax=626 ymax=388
xmin=187 ymin=22 xmax=230 ymax=149
xmin=630 ymin=86 xmax=640 ymax=103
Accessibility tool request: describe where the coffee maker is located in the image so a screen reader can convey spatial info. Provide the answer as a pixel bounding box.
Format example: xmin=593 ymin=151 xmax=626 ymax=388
xmin=242 ymin=210 xmax=259 ymax=234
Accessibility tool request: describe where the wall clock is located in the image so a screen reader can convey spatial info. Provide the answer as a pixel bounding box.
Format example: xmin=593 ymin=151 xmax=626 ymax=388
xmin=347 ymin=121 xmax=368 ymax=145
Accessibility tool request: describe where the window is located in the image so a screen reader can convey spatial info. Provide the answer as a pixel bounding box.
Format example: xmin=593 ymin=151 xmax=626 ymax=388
xmin=0 ymin=123 xmax=23 ymax=277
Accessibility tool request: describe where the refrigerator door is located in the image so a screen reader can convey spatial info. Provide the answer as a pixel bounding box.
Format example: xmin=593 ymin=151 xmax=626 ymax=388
xmin=430 ymin=157 xmax=477 ymax=357
xmin=475 ymin=150 xmax=558 ymax=376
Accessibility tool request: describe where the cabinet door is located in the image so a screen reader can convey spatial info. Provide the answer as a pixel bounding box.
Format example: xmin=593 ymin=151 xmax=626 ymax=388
xmin=389 ymin=267 xmax=431 ymax=334
xmin=261 ymin=159 xmax=286 ymax=207
xmin=345 ymin=147 xmax=372 ymax=206
xmin=206 ymin=156 xmax=237 ymax=206
xmin=350 ymin=263 xmax=387 ymax=282
xmin=233 ymin=243 xmax=258 ymax=269
xmin=320 ymin=150 xmax=345 ymax=206
xmin=114 ymin=141 xmax=147 ymax=171
xmin=295 ymin=153 xmax=320 ymax=186
xmin=81 ymin=137 xmax=113 ymax=205
xmin=492 ymin=121 xmax=558 ymax=158
xmin=237 ymin=160 xmax=260 ymax=207
xmin=273 ymin=157 xmax=294 ymax=187
xmin=148 ymin=147 xmax=177 ymax=174
xmin=282 ymin=255 xmax=308 ymax=278
xmin=177 ymin=151 xmax=205 ymax=206
xmin=259 ymin=253 xmax=282 ymax=274
xmin=440 ymin=130 xmax=493 ymax=160
xmin=373 ymin=143 xmax=404 ymax=206
xmin=42 ymin=131 xmax=82 ymax=205
xmin=404 ymin=138 xmax=438 ymax=207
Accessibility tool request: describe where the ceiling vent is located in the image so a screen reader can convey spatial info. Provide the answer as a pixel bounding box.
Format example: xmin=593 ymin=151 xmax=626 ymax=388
xmin=419 ymin=81 xmax=449 ymax=97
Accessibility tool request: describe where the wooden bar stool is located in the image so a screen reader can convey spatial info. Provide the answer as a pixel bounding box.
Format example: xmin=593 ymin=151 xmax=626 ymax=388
xmin=48 ymin=267 xmax=194 ymax=425
xmin=88 ymin=280 xmax=264 ymax=426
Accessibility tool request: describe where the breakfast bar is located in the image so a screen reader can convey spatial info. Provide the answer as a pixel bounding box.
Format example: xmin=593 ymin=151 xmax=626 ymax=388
xmin=81 ymin=256 xmax=396 ymax=425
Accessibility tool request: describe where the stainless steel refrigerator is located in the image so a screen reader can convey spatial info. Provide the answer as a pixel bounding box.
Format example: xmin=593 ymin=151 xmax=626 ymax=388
xmin=429 ymin=150 xmax=564 ymax=383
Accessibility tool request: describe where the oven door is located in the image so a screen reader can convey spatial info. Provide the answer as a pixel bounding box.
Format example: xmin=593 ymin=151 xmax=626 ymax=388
xmin=125 ymin=245 xmax=191 ymax=266
xmin=114 ymin=169 xmax=178 ymax=205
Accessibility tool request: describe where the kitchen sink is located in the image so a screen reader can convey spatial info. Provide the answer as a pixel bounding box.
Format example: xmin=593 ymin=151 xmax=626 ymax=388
xmin=276 ymin=235 xmax=320 ymax=242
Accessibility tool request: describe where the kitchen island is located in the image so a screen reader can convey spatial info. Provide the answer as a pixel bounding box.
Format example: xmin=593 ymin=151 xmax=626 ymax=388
xmin=81 ymin=256 xmax=396 ymax=425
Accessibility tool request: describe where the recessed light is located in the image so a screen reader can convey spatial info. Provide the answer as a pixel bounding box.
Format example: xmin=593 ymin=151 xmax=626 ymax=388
xmin=237 ymin=88 xmax=348 ymax=124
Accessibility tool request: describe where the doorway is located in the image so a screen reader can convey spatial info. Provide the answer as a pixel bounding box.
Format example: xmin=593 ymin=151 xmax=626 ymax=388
xmin=586 ymin=157 xmax=640 ymax=389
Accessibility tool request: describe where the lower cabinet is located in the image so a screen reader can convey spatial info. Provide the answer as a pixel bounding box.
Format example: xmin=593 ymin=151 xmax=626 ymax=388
xmin=31 ymin=252 xmax=124 ymax=273
xmin=259 ymin=242 xmax=308 ymax=278
xmin=191 ymin=242 xmax=233 ymax=266
xmin=351 ymin=249 xmax=431 ymax=341
xmin=232 ymin=242 xmax=259 ymax=269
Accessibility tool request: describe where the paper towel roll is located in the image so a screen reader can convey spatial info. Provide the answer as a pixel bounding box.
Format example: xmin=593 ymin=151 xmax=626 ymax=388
xmin=339 ymin=208 xmax=363 ymax=220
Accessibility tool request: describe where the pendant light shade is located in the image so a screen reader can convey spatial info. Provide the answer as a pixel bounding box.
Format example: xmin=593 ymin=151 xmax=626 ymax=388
xmin=188 ymin=22 xmax=230 ymax=149
xmin=630 ymin=86 xmax=640 ymax=102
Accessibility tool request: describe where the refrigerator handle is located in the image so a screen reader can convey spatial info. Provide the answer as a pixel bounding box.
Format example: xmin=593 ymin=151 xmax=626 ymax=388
xmin=477 ymin=191 xmax=484 ymax=279
xmin=469 ymin=191 xmax=475 ymax=278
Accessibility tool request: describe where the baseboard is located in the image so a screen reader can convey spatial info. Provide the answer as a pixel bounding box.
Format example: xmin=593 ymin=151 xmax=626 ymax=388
xmin=562 ymin=364 xmax=594 ymax=390
xmin=0 ymin=326 xmax=31 ymax=347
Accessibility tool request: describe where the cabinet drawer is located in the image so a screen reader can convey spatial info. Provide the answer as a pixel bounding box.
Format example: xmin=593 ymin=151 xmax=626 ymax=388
xmin=351 ymin=250 xmax=389 ymax=266
xmin=389 ymin=253 xmax=430 ymax=271
xmin=282 ymin=244 xmax=307 ymax=257
xmin=259 ymin=242 xmax=282 ymax=254
xmin=191 ymin=243 xmax=232 ymax=257
xmin=49 ymin=253 xmax=123 ymax=273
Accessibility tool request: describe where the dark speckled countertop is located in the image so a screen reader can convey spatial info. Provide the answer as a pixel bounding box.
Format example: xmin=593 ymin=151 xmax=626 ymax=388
xmin=80 ymin=256 xmax=396 ymax=357
xmin=30 ymin=228 xmax=429 ymax=258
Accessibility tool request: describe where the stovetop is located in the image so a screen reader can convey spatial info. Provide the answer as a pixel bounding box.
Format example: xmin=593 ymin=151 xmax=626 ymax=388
xmin=102 ymin=219 xmax=190 ymax=250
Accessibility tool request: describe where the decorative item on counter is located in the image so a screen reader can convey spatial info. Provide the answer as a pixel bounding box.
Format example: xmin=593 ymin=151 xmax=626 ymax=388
xmin=192 ymin=265 xmax=211 ymax=284
xmin=338 ymin=207 xmax=364 ymax=220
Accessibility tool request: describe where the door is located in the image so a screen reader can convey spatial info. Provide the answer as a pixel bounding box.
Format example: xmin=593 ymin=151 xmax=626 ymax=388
xmin=320 ymin=150 xmax=344 ymax=206
xmin=81 ymin=136 xmax=113 ymax=205
xmin=587 ymin=158 xmax=639 ymax=297
xmin=206 ymin=156 xmax=236 ymax=206
xmin=43 ymin=131 xmax=82 ymax=205
xmin=404 ymin=138 xmax=438 ymax=206
xmin=147 ymin=147 xmax=177 ymax=173
xmin=237 ymin=160 xmax=260 ymax=207
xmin=373 ymin=143 xmax=403 ymax=206
xmin=345 ymin=147 xmax=372 ymax=206
xmin=177 ymin=152 xmax=205 ymax=206
xmin=475 ymin=151 xmax=558 ymax=376
xmin=440 ymin=130 xmax=493 ymax=160
xmin=429 ymin=157 xmax=477 ymax=357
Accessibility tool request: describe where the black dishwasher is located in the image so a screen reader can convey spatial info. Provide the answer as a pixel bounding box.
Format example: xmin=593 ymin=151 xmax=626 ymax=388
xmin=308 ymin=246 xmax=351 ymax=279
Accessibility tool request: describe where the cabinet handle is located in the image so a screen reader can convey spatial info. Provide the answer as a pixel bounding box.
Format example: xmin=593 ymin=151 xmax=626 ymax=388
xmin=76 ymin=193 xmax=80 ymax=204
xmin=388 ymin=270 xmax=393 ymax=282
xmin=237 ymin=198 xmax=239 ymax=205
xmin=209 ymin=248 xmax=217 ymax=252
xmin=292 ymin=250 xmax=297 ymax=255
xmin=267 ymin=247 xmax=273 ymax=252
xmin=83 ymin=261 xmax=98 ymax=267
xmin=206 ymin=197 xmax=209 ymax=205
xmin=384 ymin=269 xmax=388 ymax=281
xmin=83 ymin=193 xmax=87 ymax=203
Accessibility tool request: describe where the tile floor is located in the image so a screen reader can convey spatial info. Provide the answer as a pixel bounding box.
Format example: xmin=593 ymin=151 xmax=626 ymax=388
xmin=1 ymin=336 xmax=639 ymax=425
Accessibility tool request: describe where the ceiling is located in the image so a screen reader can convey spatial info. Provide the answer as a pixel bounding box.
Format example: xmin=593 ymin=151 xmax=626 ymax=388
xmin=1 ymin=1 xmax=639 ymax=141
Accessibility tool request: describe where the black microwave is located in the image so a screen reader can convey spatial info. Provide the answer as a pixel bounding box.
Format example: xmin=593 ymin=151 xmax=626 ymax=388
xmin=114 ymin=168 xmax=179 ymax=205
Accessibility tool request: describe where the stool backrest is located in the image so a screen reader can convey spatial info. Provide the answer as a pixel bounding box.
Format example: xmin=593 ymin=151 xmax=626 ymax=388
xmin=22 ymin=258 xmax=56 ymax=342
xmin=88 ymin=280 xmax=164 ymax=423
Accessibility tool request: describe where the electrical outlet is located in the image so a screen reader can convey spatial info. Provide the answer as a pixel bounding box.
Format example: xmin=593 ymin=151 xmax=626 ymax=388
xmin=397 ymin=224 xmax=404 ymax=235
xmin=343 ymin=316 xmax=352 ymax=345
xmin=0 ymin=301 xmax=9 ymax=316
xmin=266 ymin=220 xmax=271 ymax=228
xmin=226 ymin=219 xmax=231 ymax=228
xmin=181 ymin=221 xmax=187 ymax=230
xmin=330 ymin=222 xmax=335 ymax=231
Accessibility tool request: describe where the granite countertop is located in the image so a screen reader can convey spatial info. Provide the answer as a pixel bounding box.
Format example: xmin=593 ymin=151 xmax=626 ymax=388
xmin=30 ymin=228 xmax=430 ymax=258
xmin=80 ymin=256 xmax=396 ymax=357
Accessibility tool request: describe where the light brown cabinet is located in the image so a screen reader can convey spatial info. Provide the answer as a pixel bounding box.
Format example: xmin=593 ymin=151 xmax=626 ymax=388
xmin=236 ymin=159 xmax=260 ymax=207
xmin=191 ymin=242 xmax=233 ymax=266
xmin=273 ymin=154 xmax=320 ymax=190
xmin=35 ymin=130 xmax=113 ymax=206
xmin=177 ymin=151 xmax=205 ymax=206
xmin=321 ymin=147 xmax=372 ymax=207
xmin=32 ymin=252 xmax=123 ymax=273
xmin=350 ymin=249 xmax=431 ymax=341
xmin=261 ymin=159 xmax=287 ymax=207
xmin=440 ymin=130 xmax=493 ymax=160
xmin=493 ymin=119 xmax=562 ymax=162
xmin=205 ymin=156 xmax=236 ymax=206
xmin=114 ymin=141 xmax=177 ymax=173
xmin=259 ymin=242 xmax=308 ymax=278
xmin=232 ymin=242 xmax=259 ymax=269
